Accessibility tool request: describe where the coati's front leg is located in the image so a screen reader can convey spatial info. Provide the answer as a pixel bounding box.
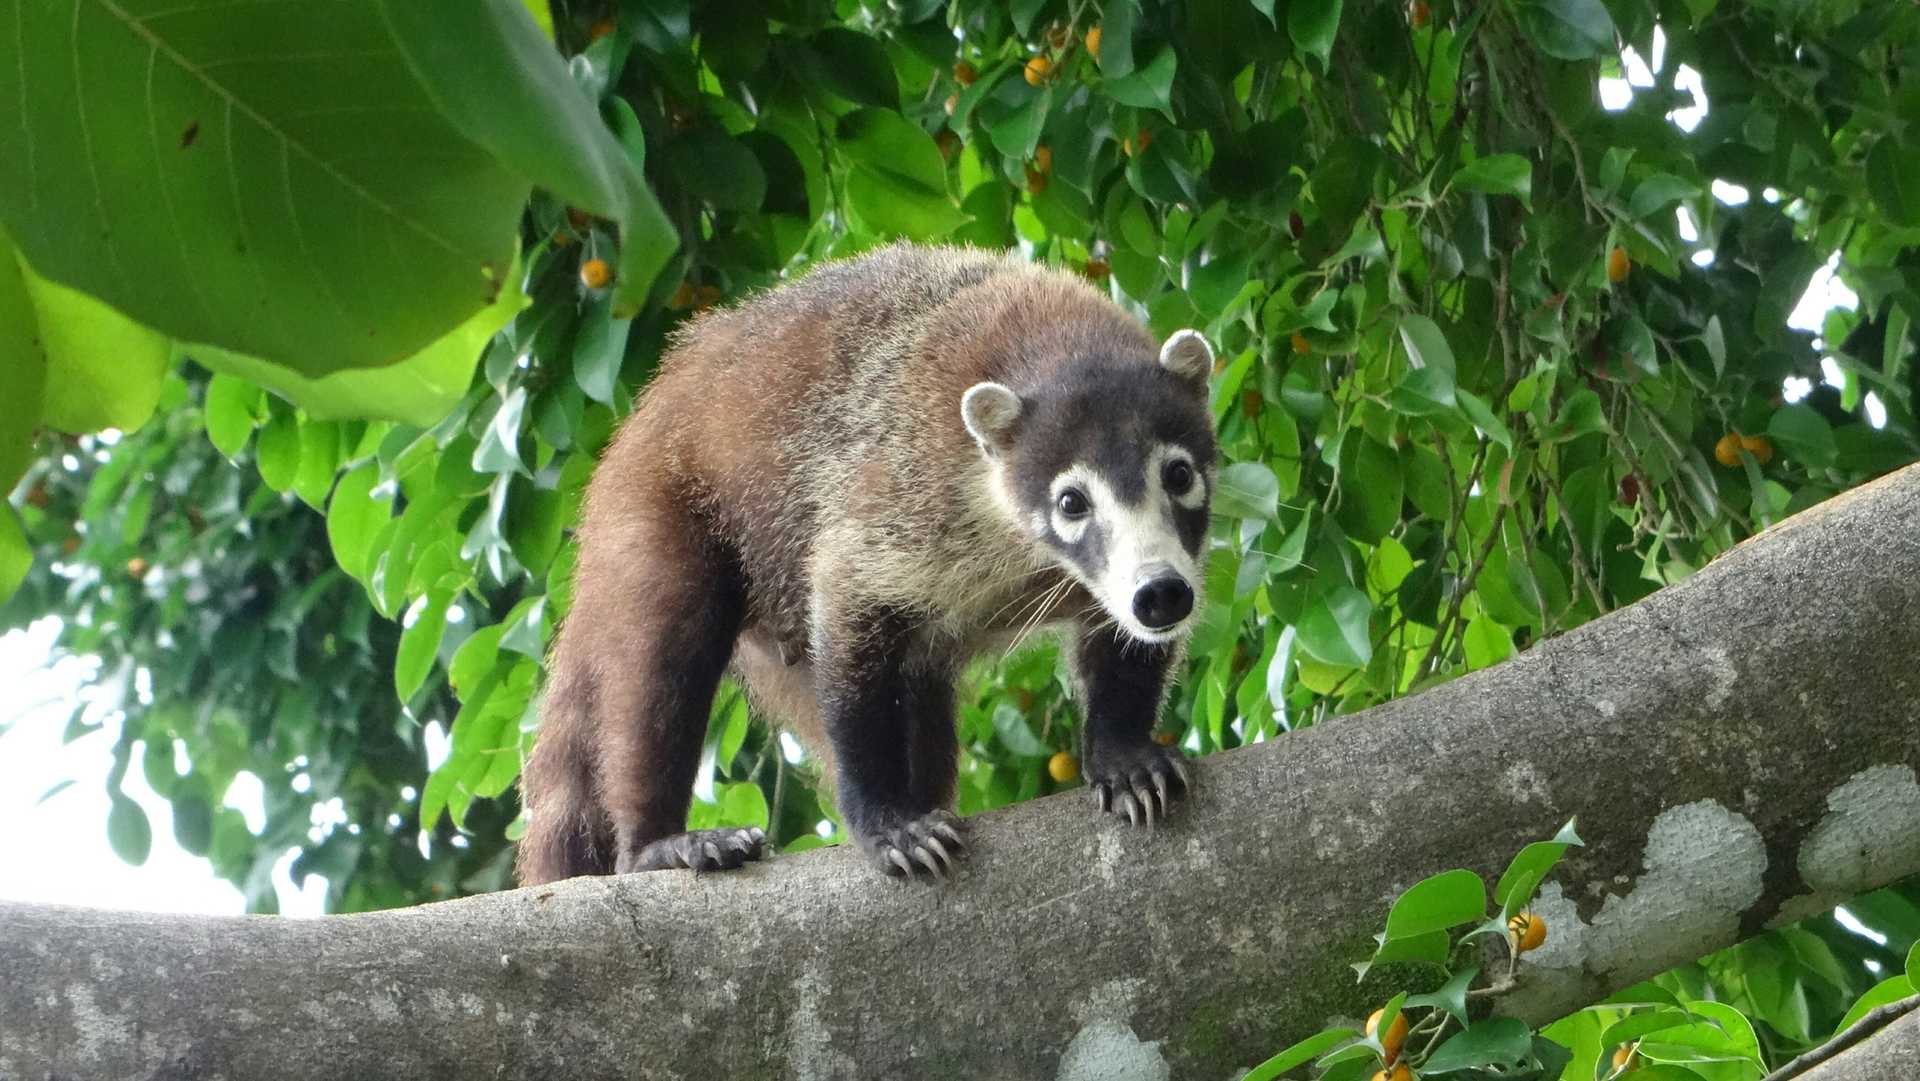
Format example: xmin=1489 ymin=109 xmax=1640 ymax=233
xmin=1074 ymin=622 xmax=1193 ymax=826
xmin=814 ymin=602 xmax=967 ymax=881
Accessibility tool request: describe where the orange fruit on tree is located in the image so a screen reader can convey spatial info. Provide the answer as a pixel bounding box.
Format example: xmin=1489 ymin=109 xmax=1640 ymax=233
xmin=1085 ymin=24 xmax=1103 ymax=59
xmin=1508 ymin=911 xmax=1547 ymax=952
xmin=126 ymin=557 xmax=150 ymax=581
xmin=1612 ymin=1044 xmax=1639 ymax=1072
xmin=1740 ymin=433 xmax=1774 ymax=464
xmin=579 ymin=257 xmax=613 ymax=290
xmin=1607 ymin=245 xmax=1631 ymax=283
xmin=1365 ymin=1007 xmax=1409 ymax=1064
xmin=1034 ymin=144 xmax=1053 ymax=175
xmin=953 ymin=60 xmax=978 ymax=86
xmin=1024 ymin=55 xmax=1053 ymax=86
xmin=1025 ymin=166 xmax=1048 ymax=195
xmin=1047 ymin=751 xmax=1079 ymax=783
xmin=1713 ymin=432 xmax=1744 ymax=467
xmin=1369 ymin=1065 xmax=1413 ymax=1081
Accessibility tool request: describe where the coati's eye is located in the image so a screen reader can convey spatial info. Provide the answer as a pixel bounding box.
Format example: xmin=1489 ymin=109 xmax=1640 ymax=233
xmin=1164 ymin=459 xmax=1195 ymax=495
xmin=1057 ymin=488 xmax=1090 ymax=518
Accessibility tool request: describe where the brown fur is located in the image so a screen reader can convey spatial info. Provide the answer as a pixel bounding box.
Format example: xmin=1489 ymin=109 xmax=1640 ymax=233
xmin=516 ymin=244 xmax=1163 ymax=885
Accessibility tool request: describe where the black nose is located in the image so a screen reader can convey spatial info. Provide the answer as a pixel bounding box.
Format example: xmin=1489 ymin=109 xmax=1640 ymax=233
xmin=1132 ymin=574 xmax=1194 ymax=630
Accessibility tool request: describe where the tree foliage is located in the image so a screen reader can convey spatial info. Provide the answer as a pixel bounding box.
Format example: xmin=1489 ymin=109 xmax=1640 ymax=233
xmin=5 ymin=0 xmax=1920 ymax=1069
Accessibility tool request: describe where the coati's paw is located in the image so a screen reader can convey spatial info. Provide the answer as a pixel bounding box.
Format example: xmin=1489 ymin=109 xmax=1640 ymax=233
xmin=1086 ymin=741 xmax=1192 ymax=827
xmin=619 ymin=828 xmax=768 ymax=874
xmin=860 ymin=809 xmax=967 ymax=882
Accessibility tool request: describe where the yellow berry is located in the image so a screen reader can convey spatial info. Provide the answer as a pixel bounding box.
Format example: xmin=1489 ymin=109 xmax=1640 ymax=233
xmin=1607 ymin=245 xmax=1631 ymax=283
xmin=1085 ymin=25 xmax=1103 ymax=59
xmin=1366 ymin=1008 xmax=1409 ymax=1064
xmin=1370 ymin=1066 xmax=1413 ymax=1081
xmin=1612 ymin=1045 xmax=1639 ymax=1072
xmin=1508 ymin=911 xmax=1547 ymax=952
xmin=126 ymin=557 xmax=150 ymax=581
xmin=1034 ymin=144 xmax=1053 ymax=175
xmin=1740 ymin=433 xmax=1774 ymax=464
xmin=1714 ymin=432 xmax=1744 ymax=468
xmin=579 ymin=257 xmax=612 ymax=290
xmin=1024 ymin=55 xmax=1053 ymax=86
xmin=1047 ymin=751 xmax=1079 ymax=783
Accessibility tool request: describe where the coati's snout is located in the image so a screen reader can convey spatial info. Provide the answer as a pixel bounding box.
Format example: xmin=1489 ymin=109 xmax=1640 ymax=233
xmin=963 ymin=329 xmax=1219 ymax=644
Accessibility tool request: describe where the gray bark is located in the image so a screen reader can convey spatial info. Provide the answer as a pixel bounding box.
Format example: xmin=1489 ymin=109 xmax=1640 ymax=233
xmin=5 ymin=465 xmax=1920 ymax=1081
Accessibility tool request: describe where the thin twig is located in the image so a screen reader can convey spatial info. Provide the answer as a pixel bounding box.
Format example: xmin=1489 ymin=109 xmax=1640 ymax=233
xmin=1757 ymin=994 xmax=1920 ymax=1081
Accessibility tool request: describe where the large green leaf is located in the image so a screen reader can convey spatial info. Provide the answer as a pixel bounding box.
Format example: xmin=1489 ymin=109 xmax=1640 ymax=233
xmin=0 ymin=0 xmax=662 ymax=376
xmin=16 ymin=252 xmax=171 ymax=433
xmin=190 ymin=253 xmax=525 ymax=426
xmin=0 ymin=230 xmax=46 ymax=491
xmin=1296 ymin=586 xmax=1373 ymax=667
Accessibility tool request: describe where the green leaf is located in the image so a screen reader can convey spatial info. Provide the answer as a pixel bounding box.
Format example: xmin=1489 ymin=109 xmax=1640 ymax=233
xmin=202 ymin=374 xmax=261 ymax=459
xmin=1214 ymin=461 xmax=1282 ymax=520
xmin=845 ymin=167 xmax=971 ymax=241
xmin=326 ymin=464 xmax=393 ymax=583
xmin=839 ymin=109 xmax=949 ymax=193
xmin=1405 ymin=966 xmax=1479 ymax=1024
xmin=1423 ymin=1017 xmax=1533 ymax=1073
xmin=1287 ymin=0 xmax=1343 ymax=64
xmin=1296 ymin=586 xmax=1373 ymax=667
xmin=107 ymin=794 xmax=152 ymax=866
xmin=2 ymin=2 xmax=530 ymax=374
xmin=1242 ymin=1029 xmax=1359 ymax=1081
xmin=16 ymin=255 xmax=170 ymax=433
xmin=396 ymin=592 xmax=452 ymax=702
xmin=255 ymin=412 xmax=302 ymax=493
xmin=1767 ymin=404 xmax=1838 ymax=468
xmin=1096 ymin=0 xmax=1138 ymax=78
xmin=806 ymin=28 xmax=900 ymax=108
xmin=1456 ymin=390 xmax=1513 ymax=448
xmin=1384 ymin=868 xmax=1487 ymax=939
xmin=1513 ymin=0 xmax=1617 ymax=60
xmin=1493 ymin=818 xmax=1583 ymax=917
xmin=1628 ymin=173 xmax=1699 ymax=220
xmin=379 ymin=0 xmax=674 ymax=317
xmin=0 ymin=509 xmax=27 ymax=603
xmin=1545 ymin=388 xmax=1609 ymax=442
xmin=667 ymin=128 xmax=767 ymax=213
xmin=1105 ymin=47 xmax=1177 ymax=111
xmin=0 ymin=241 xmax=45 ymax=491
xmin=1831 ymin=974 xmax=1915 ymax=1037
xmin=1398 ymin=314 xmax=1458 ymax=378
xmin=992 ymin=703 xmax=1051 ymax=758
xmin=472 ymin=388 xmax=531 ymax=476
xmin=1452 ymin=154 xmax=1533 ymax=205
xmin=1390 ymin=367 xmax=1458 ymax=416
xmin=1462 ymin=615 xmax=1513 ymax=670
xmin=718 ymin=781 xmax=770 ymax=830
xmin=190 ymin=258 xmax=526 ymax=428
xmin=1868 ymin=138 xmax=1920 ymax=227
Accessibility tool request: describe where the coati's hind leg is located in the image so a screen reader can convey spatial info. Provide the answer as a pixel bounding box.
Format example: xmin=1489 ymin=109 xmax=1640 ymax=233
xmin=562 ymin=498 xmax=766 ymax=875
xmin=1073 ymin=622 xmax=1192 ymax=827
xmin=814 ymin=599 xmax=966 ymax=881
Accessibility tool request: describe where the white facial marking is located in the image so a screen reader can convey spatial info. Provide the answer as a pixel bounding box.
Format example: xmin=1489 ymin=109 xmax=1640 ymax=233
xmin=1046 ymin=444 xmax=1206 ymax=643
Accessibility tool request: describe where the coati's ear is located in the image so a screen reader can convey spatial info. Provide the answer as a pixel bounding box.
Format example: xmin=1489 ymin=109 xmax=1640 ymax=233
xmin=961 ymin=382 xmax=1023 ymax=455
xmin=1159 ymin=329 xmax=1214 ymax=388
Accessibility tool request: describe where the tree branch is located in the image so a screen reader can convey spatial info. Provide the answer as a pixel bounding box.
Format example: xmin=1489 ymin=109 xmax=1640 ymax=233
xmin=1765 ymin=996 xmax=1920 ymax=1081
xmin=6 ymin=466 xmax=1920 ymax=1080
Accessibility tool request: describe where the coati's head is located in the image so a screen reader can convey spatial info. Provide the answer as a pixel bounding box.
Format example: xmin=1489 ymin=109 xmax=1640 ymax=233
xmin=962 ymin=330 xmax=1218 ymax=644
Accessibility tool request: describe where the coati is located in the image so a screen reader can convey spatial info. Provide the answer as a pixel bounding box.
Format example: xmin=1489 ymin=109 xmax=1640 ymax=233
xmin=516 ymin=243 xmax=1217 ymax=884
